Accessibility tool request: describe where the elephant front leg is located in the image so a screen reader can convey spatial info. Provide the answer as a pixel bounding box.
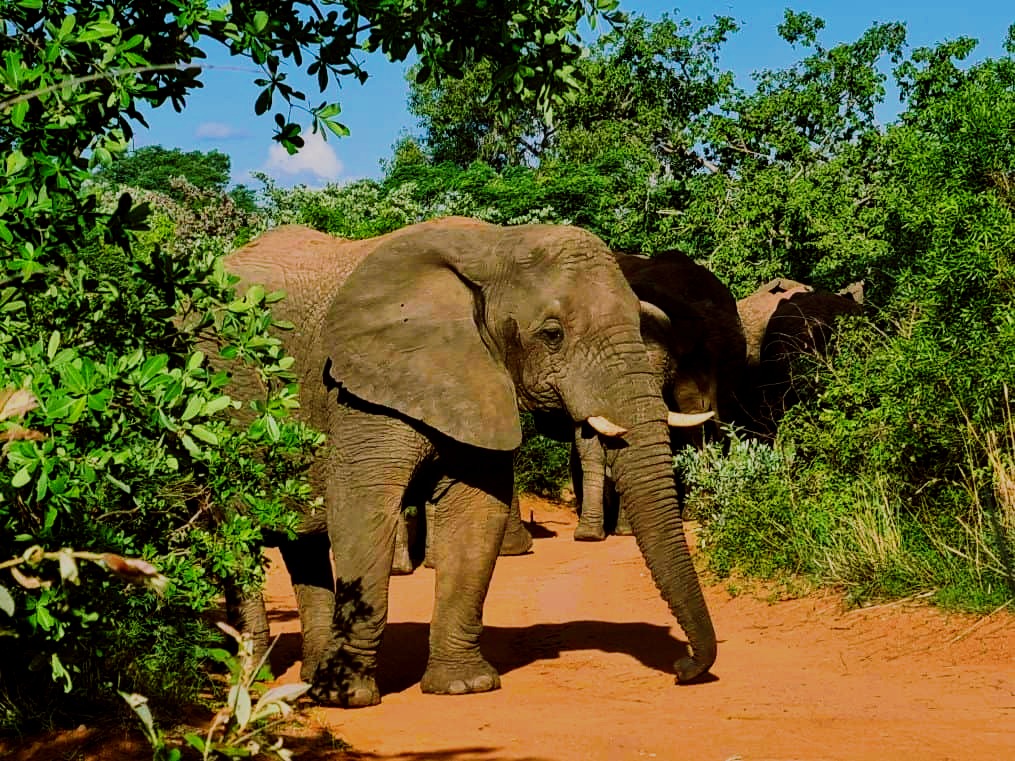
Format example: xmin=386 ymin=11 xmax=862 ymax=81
xmin=309 ymin=487 xmax=401 ymax=708
xmin=309 ymin=409 xmax=427 ymax=708
xmin=572 ymin=425 xmax=609 ymax=541
xmin=422 ymin=467 xmax=512 ymax=695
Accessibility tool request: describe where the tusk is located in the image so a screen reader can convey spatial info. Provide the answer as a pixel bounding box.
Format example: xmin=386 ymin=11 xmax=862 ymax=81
xmin=587 ymin=415 xmax=627 ymax=437
xmin=639 ymin=300 xmax=671 ymax=331
xmin=668 ymin=410 xmax=715 ymax=427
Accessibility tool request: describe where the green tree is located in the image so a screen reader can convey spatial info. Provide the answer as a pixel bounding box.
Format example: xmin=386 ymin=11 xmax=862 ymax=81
xmin=95 ymin=145 xmax=232 ymax=198
xmin=408 ymin=13 xmax=737 ymax=172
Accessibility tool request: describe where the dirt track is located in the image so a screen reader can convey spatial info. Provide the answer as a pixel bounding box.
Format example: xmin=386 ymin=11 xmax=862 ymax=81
xmin=262 ymin=496 xmax=1015 ymax=761
xmin=6 ymin=495 xmax=1012 ymax=760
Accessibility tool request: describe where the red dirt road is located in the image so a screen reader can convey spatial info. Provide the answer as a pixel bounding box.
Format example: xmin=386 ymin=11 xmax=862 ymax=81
xmin=263 ymin=496 xmax=1015 ymax=761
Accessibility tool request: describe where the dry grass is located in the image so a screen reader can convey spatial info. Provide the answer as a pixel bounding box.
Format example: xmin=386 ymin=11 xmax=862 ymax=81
xmin=816 ymin=477 xmax=935 ymax=592
xmin=946 ymin=385 xmax=1015 ymax=589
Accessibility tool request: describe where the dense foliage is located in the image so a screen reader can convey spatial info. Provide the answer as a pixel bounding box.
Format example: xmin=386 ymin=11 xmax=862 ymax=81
xmin=0 ymin=0 xmax=621 ymax=732
xmin=263 ymin=11 xmax=1015 ymax=609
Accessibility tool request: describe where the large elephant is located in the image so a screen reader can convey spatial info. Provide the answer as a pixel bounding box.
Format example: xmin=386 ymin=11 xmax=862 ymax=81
xmin=555 ymin=250 xmax=747 ymax=541
xmin=221 ymin=218 xmax=717 ymax=707
xmin=735 ymin=278 xmax=864 ymax=436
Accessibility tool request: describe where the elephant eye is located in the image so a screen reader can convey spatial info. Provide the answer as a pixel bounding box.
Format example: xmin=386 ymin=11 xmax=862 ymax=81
xmin=539 ymin=320 xmax=565 ymax=349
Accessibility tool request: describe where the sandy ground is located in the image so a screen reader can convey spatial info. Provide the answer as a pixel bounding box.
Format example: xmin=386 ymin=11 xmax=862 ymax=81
xmin=274 ymin=496 xmax=1015 ymax=761
xmin=5 ymin=495 xmax=1013 ymax=760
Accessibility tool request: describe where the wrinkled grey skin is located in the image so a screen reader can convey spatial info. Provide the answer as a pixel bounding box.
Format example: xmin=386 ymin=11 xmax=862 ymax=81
xmin=395 ymin=490 xmax=530 ymax=574
xmin=221 ymin=218 xmax=717 ymax=707
xmin=559 ymin=251 xmax=747 ymax=542
xmin=735 ymin=278 xmax=864 ymax=437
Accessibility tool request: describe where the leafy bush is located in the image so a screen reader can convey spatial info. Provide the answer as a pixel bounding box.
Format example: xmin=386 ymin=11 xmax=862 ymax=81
xmin=514 ymin=413 xmax=573 ymax=498
xmin=675 ymin=429 xmax=807 ymax=577
xmin=0 ymin=207 xmax=320 ymax=727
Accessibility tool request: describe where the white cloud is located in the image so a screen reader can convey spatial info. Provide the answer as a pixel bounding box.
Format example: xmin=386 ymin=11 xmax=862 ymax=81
xmin=262 ymin=130 xmax=344 ymax=182
xmin=194 ymin=121 xmax=247 ymax=140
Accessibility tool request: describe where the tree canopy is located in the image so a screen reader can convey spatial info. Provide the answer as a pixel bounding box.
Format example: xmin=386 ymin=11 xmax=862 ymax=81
xmin=95 ymin=145 xmax=232 ymax=195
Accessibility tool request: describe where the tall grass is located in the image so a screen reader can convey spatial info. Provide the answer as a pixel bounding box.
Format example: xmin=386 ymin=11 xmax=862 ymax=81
xmin=682 ymin=410 xmax=1015 ymax=611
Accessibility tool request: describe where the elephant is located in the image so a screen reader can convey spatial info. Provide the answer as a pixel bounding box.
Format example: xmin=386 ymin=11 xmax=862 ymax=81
xmin=546 ymin=250 xmax=747 ymax=542
xmin=735 ymin=278 xmax=864 ymax=436
xmin=219 ymin=217 xmax=717 ymax=707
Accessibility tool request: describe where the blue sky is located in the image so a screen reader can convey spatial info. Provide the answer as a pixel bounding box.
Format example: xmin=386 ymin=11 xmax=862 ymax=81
xmin=137 ymin=2 xmax=1014 ymax=188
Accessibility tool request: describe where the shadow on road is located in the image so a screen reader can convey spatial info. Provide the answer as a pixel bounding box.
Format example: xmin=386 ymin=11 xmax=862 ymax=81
xmin=269 ymin=619 xmax=697 ymax=695
xmin=377 ymin=619 xmax=696 ymax=695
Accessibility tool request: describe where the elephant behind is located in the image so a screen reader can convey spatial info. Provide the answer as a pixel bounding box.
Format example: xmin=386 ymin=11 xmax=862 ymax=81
xmin=559 ymin=250 xmax=746 ymax=541
xmin=219 ymin=218 xmax=717 ymax=707
xmin=735 ymin=278 xmax=864 ymax=436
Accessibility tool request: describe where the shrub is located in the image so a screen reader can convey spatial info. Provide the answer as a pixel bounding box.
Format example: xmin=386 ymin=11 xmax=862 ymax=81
xmin=515 ymin=413 xmax=573 ymax=498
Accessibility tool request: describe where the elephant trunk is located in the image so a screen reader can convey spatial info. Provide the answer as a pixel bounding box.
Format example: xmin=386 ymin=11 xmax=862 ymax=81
xmin=607 ymin=399 xmax=717 ymax=682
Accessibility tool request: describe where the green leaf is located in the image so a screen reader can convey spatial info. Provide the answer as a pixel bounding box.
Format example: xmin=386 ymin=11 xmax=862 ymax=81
xmin=10 ymin=99 xmax=28 ymax=128
xmin=245 ymin=284 xmax=265 ymax=305
xmin=252 ymin=10 xmax=269 ymax=32
xmin=11 ymin=466 xmax=32 ymax=488
xmin=51 ymin=653 xmax=72 ymax=693
xmin=202 ymin=395 xmax=233 ymax=416
xmin=0 ymin=585 xmax=14 ymax=617
xmin=317 ymin=102 xmax=342 ymax=119
xmin=5 ymin=150 xmax=28 ymax=175
xmin=322 ymin=118 xmax=351 ymax=138
xmin=190 ymin=424 xmax=219 ymax=445
xmin=265 ymin=289 xmax=287 ymax=303
xmin=47 ymin=331 xmax=60 ymax=360
xmin=77 ymin=21 xmax=119 ymax=42
xmin=137 ymin=354 xmax=169 ymax=386
xmin=179 ymin=433 xmax=201 ymax=457
xmin=184 ymin=733 xmax=206 ymax=752
xmin=181 ymin=394 xmax=204 ymax=421
xmin=229 ymin=683 xmax=253 ymax=729
xmin=265 ymin=414 xmax=280 ymax=442
xmin=105 ymin=473 xmax=131 ymax=493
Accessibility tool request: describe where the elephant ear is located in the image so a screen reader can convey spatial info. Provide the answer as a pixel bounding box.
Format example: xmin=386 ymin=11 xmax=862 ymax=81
xmin=323 ymin=220 xmax=522 ymax=451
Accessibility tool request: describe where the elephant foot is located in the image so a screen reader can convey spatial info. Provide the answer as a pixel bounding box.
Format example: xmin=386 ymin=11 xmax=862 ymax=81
xmin=499 ymin=523 xmax=533 ymax=555
xmin=573 ymin=520 xmax=606 ymax=542
xmin=309 ymin=671 xmax=380 ymax=708
xmin=613 ymin=507 xmax=634 ymax=536
xmin=391 ymin=546 xmax=415 ymax=575
xmin=420 ymin=657 xmax=501 ymax=696
xmin=306 ymin=646 xmax=381 ymax=708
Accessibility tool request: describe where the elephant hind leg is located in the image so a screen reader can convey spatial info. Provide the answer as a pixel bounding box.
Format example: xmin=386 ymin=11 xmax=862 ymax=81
xmin=572 ymin=430 xmax=608 ymax=542
xmin=498 ymin=489 xmax=533 ymax=555
xmin=277 ymin=533 xmax=335 ymax=682
xmin=224 ymin=582 xmax=271 ymax=668
xmin=422 ymin=454 xmax=513 ymax=696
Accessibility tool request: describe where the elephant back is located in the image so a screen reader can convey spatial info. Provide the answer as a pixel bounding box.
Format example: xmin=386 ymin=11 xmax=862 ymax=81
xmin=222 ymin=225 xmax=380 ymax=427
xmin=763 ymin=289 xmax=864 ymax=361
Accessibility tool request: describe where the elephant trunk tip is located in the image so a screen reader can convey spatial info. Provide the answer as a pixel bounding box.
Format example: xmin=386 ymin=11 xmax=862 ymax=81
xmin=674 ymin=649 xmax=716 ymax=685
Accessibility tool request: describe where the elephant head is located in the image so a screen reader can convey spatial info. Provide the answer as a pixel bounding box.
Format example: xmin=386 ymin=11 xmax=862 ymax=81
xmin=735 ymin=278 xmax=864 ymax=436
xmin=617 ymin=250 xmax=747 ymax=442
